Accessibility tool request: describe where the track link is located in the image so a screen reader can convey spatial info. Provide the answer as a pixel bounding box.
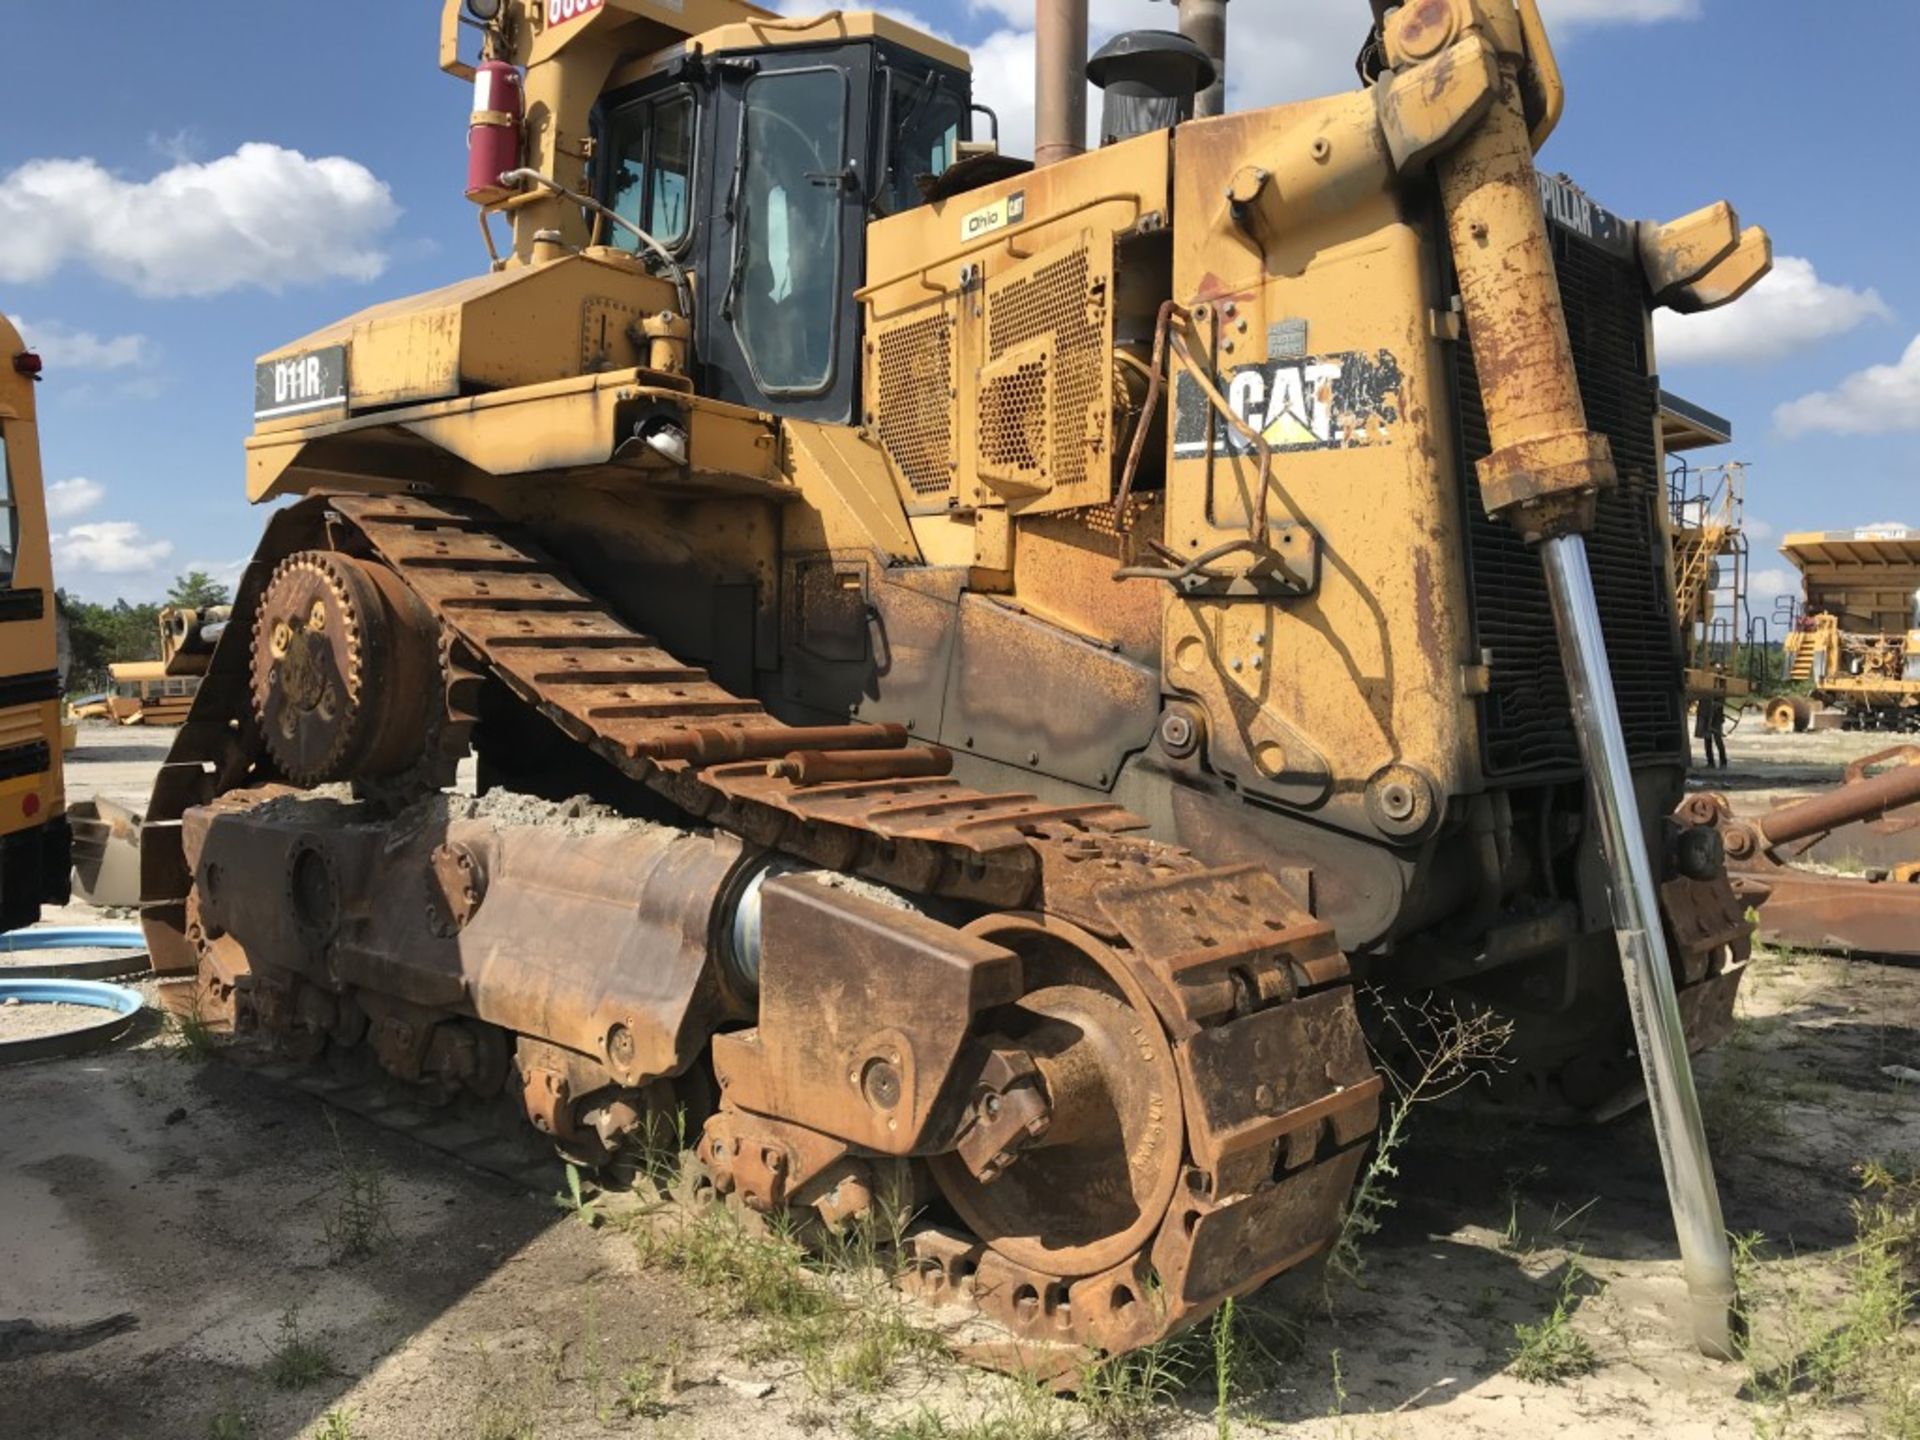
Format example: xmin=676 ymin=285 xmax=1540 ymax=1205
xmin=142 ymin=492 xmax=1383 ymax=1365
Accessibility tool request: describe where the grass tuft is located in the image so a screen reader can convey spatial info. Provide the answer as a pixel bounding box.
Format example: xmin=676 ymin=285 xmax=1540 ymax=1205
xmin=1508 ymin=1258 xmax=1599 ymax=1385
xmin=321 ymin=1112 xmax=395 ymax=1262
xmin=263 ymin=1307 xmax=336 ymax=1391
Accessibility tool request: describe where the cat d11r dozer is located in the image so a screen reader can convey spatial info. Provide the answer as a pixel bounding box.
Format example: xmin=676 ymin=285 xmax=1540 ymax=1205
xmin=143 ymin=0 xmax=1775 ymax=1368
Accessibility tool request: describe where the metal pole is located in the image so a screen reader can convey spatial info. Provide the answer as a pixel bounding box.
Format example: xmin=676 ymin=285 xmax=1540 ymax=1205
xmin=1540 ymin=533 xmax=1739 ymax=1360
xmin=1176 ymin=0 xmax=1228 ymax=117
xmin=1034 ymin=0 xmax=1089 ymax=168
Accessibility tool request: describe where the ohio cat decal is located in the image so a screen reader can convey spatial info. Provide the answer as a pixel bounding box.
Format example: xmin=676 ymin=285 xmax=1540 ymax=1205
xmin=1173 ymin=349 xmax=1403 ymax=457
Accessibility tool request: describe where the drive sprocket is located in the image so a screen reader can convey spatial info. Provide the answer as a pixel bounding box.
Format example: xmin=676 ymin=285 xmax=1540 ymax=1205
xmin=250 ymin=550 xmax=444 ymax=790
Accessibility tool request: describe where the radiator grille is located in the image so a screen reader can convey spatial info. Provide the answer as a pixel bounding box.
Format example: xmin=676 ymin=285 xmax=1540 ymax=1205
xmin=875 ymin=313 xmax=955 ymax=499
xmin=987 ymin=246 xmax=1103 ymax=497
xmin=1452 ymin=225 xmax=1686 ymax=780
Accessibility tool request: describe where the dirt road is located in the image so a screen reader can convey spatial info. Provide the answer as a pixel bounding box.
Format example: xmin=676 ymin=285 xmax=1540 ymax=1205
xmin=1 ymin=725 xmax=1911 ymax=1439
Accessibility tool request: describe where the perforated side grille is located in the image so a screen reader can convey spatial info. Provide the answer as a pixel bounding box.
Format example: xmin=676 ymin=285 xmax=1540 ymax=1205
xmin=875 ymin=314 xmax=955 ymax=498
xmin=987 ymin=247 xmax=1103 ymax=495
xmin=1452 ymin=227 xmax=1686 ymax=780
xmin=979 ymin=358 xmax=1049 ymax=483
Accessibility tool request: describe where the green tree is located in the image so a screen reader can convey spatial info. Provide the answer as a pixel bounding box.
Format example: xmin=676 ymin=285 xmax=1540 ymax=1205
xmin=165 ymin=570 xmax=231 ymax=610
xmin=57 ymin=589 xmax=161 ymax=693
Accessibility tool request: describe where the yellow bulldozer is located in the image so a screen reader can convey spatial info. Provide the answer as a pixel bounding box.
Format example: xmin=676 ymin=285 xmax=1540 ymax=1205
xmin=145 ymin=0 xmax=1777 ymax=1367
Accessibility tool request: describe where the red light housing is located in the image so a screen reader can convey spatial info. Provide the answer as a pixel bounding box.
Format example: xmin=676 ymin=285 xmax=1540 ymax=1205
xmin=12 ymin=351 xmax=43 ymax=377
xmin=21 ymin=792 xmax=40 ymax=818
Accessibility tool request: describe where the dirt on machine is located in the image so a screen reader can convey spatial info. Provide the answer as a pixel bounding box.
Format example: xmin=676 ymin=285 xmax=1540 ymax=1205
xmin=143 ymin=0 xmax=1784 ymax=1370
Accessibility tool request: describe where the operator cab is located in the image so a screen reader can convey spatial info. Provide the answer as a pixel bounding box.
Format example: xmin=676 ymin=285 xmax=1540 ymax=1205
xmin=594 ymin=22 xmax=974 ymax=424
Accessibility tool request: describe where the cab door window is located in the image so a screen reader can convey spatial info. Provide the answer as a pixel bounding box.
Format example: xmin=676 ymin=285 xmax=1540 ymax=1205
xmin=729 ymin=68 xmax=848 ymax=395
xmin=606 ymin=90 xmax=696 ymax=251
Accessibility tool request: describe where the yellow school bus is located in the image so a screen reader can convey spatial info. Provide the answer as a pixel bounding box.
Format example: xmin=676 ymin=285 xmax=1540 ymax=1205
xmin=0 ymin=315 xmax=70 ymax=928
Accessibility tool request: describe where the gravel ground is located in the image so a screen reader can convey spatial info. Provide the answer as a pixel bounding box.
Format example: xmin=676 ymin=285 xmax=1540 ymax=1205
xmin=1 ymin=722 xmax=1910 ymax=1439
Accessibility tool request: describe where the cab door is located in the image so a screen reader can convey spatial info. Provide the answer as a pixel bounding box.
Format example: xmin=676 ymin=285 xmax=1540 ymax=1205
xmin=699 ymin=47 xmax=873 ymax=424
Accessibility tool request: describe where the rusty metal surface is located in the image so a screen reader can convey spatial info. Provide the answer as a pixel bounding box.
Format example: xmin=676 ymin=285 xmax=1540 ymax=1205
xmin=1680 ymin=776 xmax=1920 ymax=957
xmin=1733 ymin=867 xmax=1920 ymax=958
xmin=711 ymin=879 xmax=1025 ymax=1156
xmin=185 ymin=790 xmax=747 ymax=1094
xmin=144 ymin=489 xmax=1384 ymax=1362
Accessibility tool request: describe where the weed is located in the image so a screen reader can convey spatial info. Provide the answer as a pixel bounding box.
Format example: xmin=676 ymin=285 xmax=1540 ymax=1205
xmin=1212 ymin=1296 xmax=1237 ymax=1440
xmin=813 ymin=1303 xmax=948 ymax=1397
xmin=205 ymin=1412 xmax=250 ymax=1440
xmin=635 ymin=1186 xmax=942 ymax=1399
xmin=1741 ymin=1163 xmax=1920 ymax=1433
xmin=847 ymin=1379 xmax=1074 ymax=1440
xmin=1700 ymin=1045 xmax=1787 ymax=1154
xmin=630 ymin=1106 xmax=690 ymax=1190
xmin=1326 ymin=1349 xmax=1347 ymax=1419
xmin=321 ymin=1112 xmax=395 ymax=1262
xmin=263 ymin=1307 xmax=336 ymax=1391
xmin=614 ymin=1358 xmax=672 ymax=1420
xmin=554 ymin=1162 xmax=604 ymax=1229
xmin=1499 ymin=1165 xmax=1547 ymax=1252
xmin=172 ymin=994 xmax=219 ymax=1058
xmin=1080 ymin=1331 xmax=1205 ymax=1437
xmin=1327 ymin=992 xmax=1514 ymax=1294
xmin=1508 ymin=1259 xmax=1599 ymax=1384
xmin=313 ymin=1410 xmax=355 ymax=1440
xmin=470 ymin=1397 xmax=539 ymax=1440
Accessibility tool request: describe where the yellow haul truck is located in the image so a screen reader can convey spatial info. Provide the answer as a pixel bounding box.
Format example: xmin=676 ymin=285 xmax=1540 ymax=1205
xmin=0 ymin=317 xmax=72 ymax=930
xmin=1771 ymin=525 xmax=1920 ymax=731
xmin=148 ymin=0 xmax=1773 ymax=1363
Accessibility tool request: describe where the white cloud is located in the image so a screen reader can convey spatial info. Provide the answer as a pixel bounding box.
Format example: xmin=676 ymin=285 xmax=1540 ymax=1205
xmin=53 ymin=520 xmax=173 ymax=576
xmin=0 ymin=144 xmax=398 ymax=299
xmin=1775 ymin=334 xmax=1920 ymax=438
xmin=46 ymin=478 xmax=105 ymax=521
xmin=1542 ymin=0 xmax=1699 ymax=22
xmin=1655 ymin=256 xmax=1888 ymax=368
xmin=6 ymin=316 xmax=152 ymax=371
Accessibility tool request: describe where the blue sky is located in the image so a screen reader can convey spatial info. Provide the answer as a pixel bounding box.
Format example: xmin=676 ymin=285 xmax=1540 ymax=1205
xmin=3 ymin=0 xmax=1914 ymax=616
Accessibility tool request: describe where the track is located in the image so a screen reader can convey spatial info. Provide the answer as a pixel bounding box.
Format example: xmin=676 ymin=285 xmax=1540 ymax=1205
xmin=140 ymin=491 xmax=1383 ymax=1366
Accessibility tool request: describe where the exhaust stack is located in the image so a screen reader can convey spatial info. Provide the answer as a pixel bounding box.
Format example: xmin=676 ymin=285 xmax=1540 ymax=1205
xmin=1034 ymin=0 xmax=1089 ymax=167
xmin=1176 ymin=0 xmax=1228 ymax=117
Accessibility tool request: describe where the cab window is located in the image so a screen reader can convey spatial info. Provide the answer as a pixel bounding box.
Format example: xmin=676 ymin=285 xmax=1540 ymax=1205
xmin=606 ymin=90 xmax=696 ymax=251
xmin=731 ymin=68 xmax=847 ymax=396
xmin=876 ymin=71 xmax=964 ymax=217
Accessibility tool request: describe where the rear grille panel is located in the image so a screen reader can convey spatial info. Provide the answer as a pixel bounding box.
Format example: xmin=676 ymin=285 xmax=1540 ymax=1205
xmin=1451 ymin=225 xmax=1686 ymax=781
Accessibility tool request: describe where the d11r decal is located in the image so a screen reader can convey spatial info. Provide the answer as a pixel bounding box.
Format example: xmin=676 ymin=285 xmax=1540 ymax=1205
xmin=1173 ymin=349 xmax=1403 ymax=457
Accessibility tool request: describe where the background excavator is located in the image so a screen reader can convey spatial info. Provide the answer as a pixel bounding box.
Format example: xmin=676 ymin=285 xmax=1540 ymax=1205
xmin=142 ymin=0 xmax=1775 ymax=1367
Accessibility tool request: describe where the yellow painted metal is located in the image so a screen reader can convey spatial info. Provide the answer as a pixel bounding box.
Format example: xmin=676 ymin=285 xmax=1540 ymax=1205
xmin=1778 ymin=526 xmax=1920 ymax=717
xmin=779 ymin=419 xmax=920 ymax=566
xmin=1162 ymin=94 xmax=1476 ymax=811
xmin=0 ymin=314 xmax=67 ymax=838
xmin=248 ymin=370 xmax=778 ymax=501
xmin=255 ymin=251 xmax=679 ymax=429
xmin=862 ymin=133 xmax=1169 ymax=522
xmin=1638 ymin=202 xmax=1741 ymax=295
xmin=685 ymin=10 xmax=967 ymax=70
xmin=1661 ymin=228 xmax=1773 ymax=314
